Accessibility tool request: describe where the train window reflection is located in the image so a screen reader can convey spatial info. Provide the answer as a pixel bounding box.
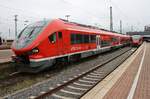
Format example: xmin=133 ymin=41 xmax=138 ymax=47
xmin=18 ymin=20 xmax=49 ymax=39
xmin=14 ymin=20 xmax=50 ymax=49
xmin=71 ymin=33 xmax=96 ymax=44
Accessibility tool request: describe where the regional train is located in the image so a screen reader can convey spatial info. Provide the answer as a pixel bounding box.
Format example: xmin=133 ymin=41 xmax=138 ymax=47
xmin=131 ymin=35 xmax=143 ymax=46
xmin=11 ymin=19 xmax=132 ymax=73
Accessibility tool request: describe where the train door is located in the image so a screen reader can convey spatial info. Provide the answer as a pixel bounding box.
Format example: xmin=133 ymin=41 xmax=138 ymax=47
xmin=96 ymin=35 xmax=101 ymax=49
xmin=48 ymin=32 xmax=58 ymax=56
xmin=57 ymin=31 xmax=64 ymax=55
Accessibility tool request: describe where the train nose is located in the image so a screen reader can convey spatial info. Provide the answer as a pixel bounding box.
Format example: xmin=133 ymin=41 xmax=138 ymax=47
xmin=133 ymin=40 xmax=139 ymax=43
xmin=12 ymin=54 xmax=30 ymax=64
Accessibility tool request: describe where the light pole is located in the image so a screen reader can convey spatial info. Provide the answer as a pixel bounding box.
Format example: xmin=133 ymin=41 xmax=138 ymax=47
xmin=120 ymin=20 xmax=122 ymax=34
xmin=9 ymin=28 xmax=11 ymax=38
xmin=110 ymin=6 xmax=113 ymax=31
xmin=14 ymin=15 xmax=18 ymax=38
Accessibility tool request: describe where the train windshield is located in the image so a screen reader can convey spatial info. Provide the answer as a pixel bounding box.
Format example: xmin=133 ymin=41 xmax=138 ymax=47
xmin=14 ymin=20 xmax=50 ymax=49
xmin=132 ymin=35 xmax=141 ymax=40
xmin=18 ymin=21 xmax=49 ymax=39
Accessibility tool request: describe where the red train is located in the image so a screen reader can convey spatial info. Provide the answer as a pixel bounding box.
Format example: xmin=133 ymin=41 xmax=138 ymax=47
xmin=11 ymin=19 xmax=131 ymax=72
xmin=131 ymin=35 xmax=143 ymax=46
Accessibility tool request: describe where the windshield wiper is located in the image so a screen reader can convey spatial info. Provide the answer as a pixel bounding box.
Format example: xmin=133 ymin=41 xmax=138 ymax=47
xmin=28 ymin=27 xmax=36 ymax=37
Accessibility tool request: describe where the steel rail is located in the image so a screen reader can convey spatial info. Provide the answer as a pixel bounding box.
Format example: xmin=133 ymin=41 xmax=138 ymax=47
xmin=34 ymin=48 xmax=135 ymax=99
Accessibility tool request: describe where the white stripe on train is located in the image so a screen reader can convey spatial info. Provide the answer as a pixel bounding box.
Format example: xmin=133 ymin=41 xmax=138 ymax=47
xmin=30 ymin=44 xmax=123 ymax=62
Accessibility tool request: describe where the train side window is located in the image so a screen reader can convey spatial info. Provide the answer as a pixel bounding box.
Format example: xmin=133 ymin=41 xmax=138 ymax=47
xmin=101 ymin=40 xmax=109 ymax=47
xmin=58 ymin=32 xmax=62 ymax=39
xmin=76 ymin=34 xmax=82 ymax=43
xmin=71 ymin=33 xmax=92 ymax=44
xmin=49 ymin=32 xmax=56 ymax=43
xmin=71 ymin=34 xmax=76 ymax=44
xmin=90 ymin=35 xmax=96 ymax=43
xmin=84 ymin=35 xmax=89 ymax=43
xmin=112 ymin=37 xmax=117 ymax=42
xmin=81 ymin=34 xmax=84 ymax=43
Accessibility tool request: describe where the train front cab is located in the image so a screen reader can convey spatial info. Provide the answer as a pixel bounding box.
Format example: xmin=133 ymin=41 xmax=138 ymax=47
xmin=131 ymin=35 xmax=143 ymax=47
xmin=27 ymin=30 xmax=67 ymax=72
xmin=11 ymin=20 xmax=54 ymax=72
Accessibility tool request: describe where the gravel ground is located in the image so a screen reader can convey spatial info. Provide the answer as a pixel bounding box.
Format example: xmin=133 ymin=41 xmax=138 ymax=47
xmin=0 ymin=63 xmax=17 ymax=79
xmin=43 ymin=47 xmax=135 ymax=99
xmin=3 ymin=47 xmax=132 ymax=99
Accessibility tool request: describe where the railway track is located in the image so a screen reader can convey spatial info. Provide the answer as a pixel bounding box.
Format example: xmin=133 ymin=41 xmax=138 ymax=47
xmin=28 ymin=48 xmax=136 ymax=99
xmin=2 ymin=47 xmax=135 ymax=98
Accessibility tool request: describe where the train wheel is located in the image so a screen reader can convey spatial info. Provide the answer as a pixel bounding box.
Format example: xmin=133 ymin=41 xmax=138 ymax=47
xmin=69 ymin=54 xmax=81 ymax=62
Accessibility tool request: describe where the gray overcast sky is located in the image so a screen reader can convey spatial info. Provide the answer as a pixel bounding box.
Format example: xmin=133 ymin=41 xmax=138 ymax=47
xmin=0 ymin=0 xmax=150 ymax=39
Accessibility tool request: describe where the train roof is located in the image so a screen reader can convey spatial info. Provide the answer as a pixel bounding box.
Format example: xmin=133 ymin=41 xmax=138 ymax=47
xmin=51 ymin=19 xmax=129 ymax=37
xmin=31 ymin=18 xmax=131 ymax=43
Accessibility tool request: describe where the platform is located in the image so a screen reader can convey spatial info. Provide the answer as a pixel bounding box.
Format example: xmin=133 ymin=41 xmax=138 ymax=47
xmin=81 ymin=42 xmax=149 ymax=99
xmin=0 ymin=49 xmax=13 ymax=64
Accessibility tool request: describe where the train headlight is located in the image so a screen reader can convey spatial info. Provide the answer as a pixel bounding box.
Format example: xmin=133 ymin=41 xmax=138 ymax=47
xmin=32 ymin=48 xmax=39 ymax=54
